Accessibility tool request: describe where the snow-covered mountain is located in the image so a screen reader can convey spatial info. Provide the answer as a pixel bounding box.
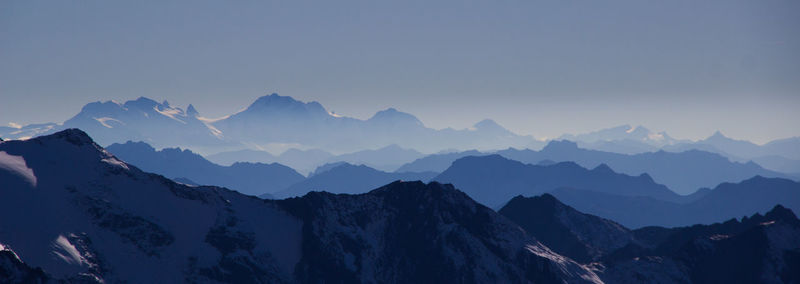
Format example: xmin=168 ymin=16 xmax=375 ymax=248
xmin=559 ymin=125 xmax=683 ymax=150
xmin=211 ymin=93 xmax=540 ymax=153
xmin=1 ymin=93 xmax=540 ymax=155
xmin=0 ymin=97 xmax=228 ymax=152
xmin=0 ymin=129 xmax=601 ymax=283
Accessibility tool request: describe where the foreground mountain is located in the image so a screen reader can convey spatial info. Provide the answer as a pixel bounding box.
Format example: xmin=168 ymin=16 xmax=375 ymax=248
xmin=273 ymin=163 xmax=438 ymax=199
xmin=550 ymin=176 xmax=800 ymax=228
xmin=434 ymin=154 xmax=682 ymax=208
xmin=0 ymin=244 xmax=49 ymax=283
xmin=0 ymin=129 xmax=600 ymax=283
xmin=498 ymin=194 xmax=635 ymax=263
xmin=106 ymin=141 xmax=305 ymax=196
xmin=497 ymin=194 xmax=800 ymax=283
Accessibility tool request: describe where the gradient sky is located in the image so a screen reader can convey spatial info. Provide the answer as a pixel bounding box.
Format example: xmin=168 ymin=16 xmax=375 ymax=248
xmin=1 ymin=0 xmax=798 ymax=144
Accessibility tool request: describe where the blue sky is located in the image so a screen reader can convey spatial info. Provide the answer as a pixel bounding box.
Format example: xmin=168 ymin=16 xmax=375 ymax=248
xmin=1 ymin=0 xmax=798 ymax=143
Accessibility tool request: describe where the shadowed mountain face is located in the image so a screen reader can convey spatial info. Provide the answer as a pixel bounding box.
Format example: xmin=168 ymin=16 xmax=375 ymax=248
xmin=434 ymin=154 xmax=681 ymax=208
xmin=550 ymin=176 xmax=800 ymax=228
xmin=106 ymin=141 xmax=304 ymax=196
xmin=0 ymin=129 xmax=601 ymax=283
xmin=0 ymin=245 xmax=49 ymax=283
xmin=498 ymin=194 xmax=634 ymax=263
xmin=273 ymin=163 xmax=438 ymax=199
xmin=498 ymin=193 xmax=800 ymax=283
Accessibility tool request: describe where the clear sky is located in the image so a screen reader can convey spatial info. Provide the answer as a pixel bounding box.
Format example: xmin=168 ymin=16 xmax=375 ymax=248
xmin=1 ymin=0 xmax=798 ymax=144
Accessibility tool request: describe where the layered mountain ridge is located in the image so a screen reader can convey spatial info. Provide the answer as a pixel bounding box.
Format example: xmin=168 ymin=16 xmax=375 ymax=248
xmin=0 ymin=129 xmax=601 ymax=283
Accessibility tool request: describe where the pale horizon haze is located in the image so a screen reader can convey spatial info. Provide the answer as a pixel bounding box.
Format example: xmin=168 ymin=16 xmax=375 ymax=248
xmin=2 ymin=0 xmax=799 ymax=144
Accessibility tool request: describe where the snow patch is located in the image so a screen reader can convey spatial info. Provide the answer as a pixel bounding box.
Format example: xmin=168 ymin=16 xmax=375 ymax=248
xmin=52 ymin=235 xmax=86 ymax=266
xmin=93 ymin=117 xmax=124 ymax=129
xmin=7 ymin=122 xmax=22 ymax=129
xmin=153 ymin=106 xmax=187 ymax=124
xmin=0 ymin=151 xmax=37 ymax=186
xmin=102 ymin=157 xmax=130 ymax=170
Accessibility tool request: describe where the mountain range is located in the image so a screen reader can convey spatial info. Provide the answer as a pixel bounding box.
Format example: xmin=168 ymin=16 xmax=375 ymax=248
xmin=401 ymin=140 xmax=791 ymax=195
xmin=104 ymin=138 xmax=800 ymax=229
xmin=560 ymin=125 xmax=800 ymax=172
xmin=435 ymin=154 xmax=800 ymax=228
xmin=4 ymin=94 xmax=796 ymax=171
xmin=3 ymin=129 xmax=798 ymax=283
xmin=433 ymin=154 xmax=684 ymax=208
xmin=106 ymin=141 xmax=304 ymax=196
xmin=0 ymin=94 xmax=541 ymax=155
xmin=0 ymin=129 xmax=601 ymax=283
xmin=207 ymin=144 xmax=425 ymax=174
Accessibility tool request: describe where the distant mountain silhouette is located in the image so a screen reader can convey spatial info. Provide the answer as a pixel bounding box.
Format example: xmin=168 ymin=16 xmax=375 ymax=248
xmin=550 ymin=176 xmax=800 ymax=228
xmin=407 ymin=140 xmax=788 ymax=195
xmin=497 ymin=192 xmax=800 ymax=283
xmin=433 ymin=154 xmax=682 ymax=208
xmin=210 ymin=93 xmax=539 ymax=153
xmin=506 ymin=140 xmax=792 ymax=194
xmin=664 ymin=131 xmax=800 ymax=161
xmin=560 ymin=125 xmax=800 ymax=162
xmin=207 ymin=144 xmax=424 ymax=174
xmin=395 ymin=150 xmax=483 ymax=173
xmin=273 ymin=163 xmax=437 ymax=199
xmin=560 ymin=125 xmax=683 ymax=148
xmin=106 ymin=141 xmax=304 ymax=196
xmin=751 ymin=155 xmax=800 ymax=176
xmin=205 ymin=149 xmax=279 ymax=166
xmin=206 ymin=148 xmax=333 ymax=174
xmin=324 ymin=144 xmax=425 ymax=172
